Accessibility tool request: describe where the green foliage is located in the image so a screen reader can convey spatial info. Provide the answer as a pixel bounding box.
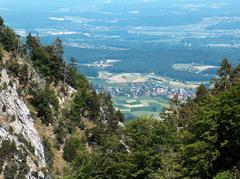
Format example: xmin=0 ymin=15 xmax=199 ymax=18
xmin=54 ymin=121 xmax=69 ymax=145
xmin=26 ymin=33 xmax=65 ymax=81
xmin=17 ymin=134 xmax=35 ymax=154
xmin=214 ymin=171 xmax=234 ymax=179
xmin=17 ymin=159 xmax=30 ymax=178
xmin=70 ymin=59 xmax=236 ymax=179
xmin=0 ymin=23 xmax=20 ymax=52
xmin=230 ymin=64 xmax=240 ymax=84
xmin=2 ymin=104 xmax=6 ymax=112
xmin=0 ymin=140 xmax=17 ymax=161
xmin=72 ymin=134 xmax=130 ymax=179
xmin=70 ymin=88 xmax=100 ymax=122
xmin=68 ymin=117 xmax=177 ymax=179
xmin=0 ymin=16 xmax=4 ymax=26
xmin=5 ymin=59 xmax=29 ymax=85
xmin=123 ymin=117 xmax=175 ymax=178
xmin=4 ymin=160 xmax=18 ymax=179
xmin=6 ymin=59 xmax=21 ymax=76
xmin=25 ymin=33 xmax=90 ymax=86
xmin=162 ymin=59 xmax=240 ymax=178
xmin=177 ymin=95 xmax=220 ymax=177
xmin=98 ymin=93 xmax=124 ymax=129
xmin=8 ymin=126 xmax=14 ymax=134
xmin=43 ymin=138 xmax=54 ymax=170
xmin=0 ymin=43 xmax=3 ymax=60
xmin=8 ymin=80 xmax=14 ymax=88
xmin=53 ymin=37 xmax=64 ymax=60
xmin=66 ymin=63 xmax=89 ymax=89
xmin=213 ymin=58 xmax=232 ymax=92
xmin=214 ymin=82 xmax=240 ymax=171
xmin=31 ymin=85 xmax=59 ymax=124
xmin=63 ymin=137 xmax=82 ymax=162
xmin=195 ymin=83 xmax=208 ymax=100
xmin=18 ymin=64 xmax=29 ymax=85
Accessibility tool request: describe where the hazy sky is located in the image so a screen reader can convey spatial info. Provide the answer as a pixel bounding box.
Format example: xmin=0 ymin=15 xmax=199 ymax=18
xmin=0 ymin=0 xmax=236 ymax=12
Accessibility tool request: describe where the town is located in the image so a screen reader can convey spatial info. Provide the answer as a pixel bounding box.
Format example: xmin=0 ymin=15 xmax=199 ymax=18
xmin=95 ymin=81 xmax=196 ymax=102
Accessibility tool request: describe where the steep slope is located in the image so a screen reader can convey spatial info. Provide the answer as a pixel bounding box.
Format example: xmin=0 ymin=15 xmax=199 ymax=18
xmin=0 ymin=56 xmax=46 ymax=177
xmin=0 ymin=17 xmax=123 ymax=178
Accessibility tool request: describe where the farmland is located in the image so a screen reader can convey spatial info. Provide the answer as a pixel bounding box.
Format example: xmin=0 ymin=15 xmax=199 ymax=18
xmin=112 ymin=96 xmax=169 ymax=120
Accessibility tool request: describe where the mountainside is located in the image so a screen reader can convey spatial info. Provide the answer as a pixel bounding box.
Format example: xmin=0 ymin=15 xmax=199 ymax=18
xmin=0 ymin=16 xmax=240 ymax=179
xmin=0 ymin=60 xmax=46 ymax=178
xmin=0 ymin=17 xmax=123 ymax=178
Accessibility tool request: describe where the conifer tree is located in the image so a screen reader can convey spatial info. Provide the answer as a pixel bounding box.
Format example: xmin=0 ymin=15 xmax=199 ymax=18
xmin=26 ymin=33 xmax=40 ymax=54
xmin=0 ymin=17 xmax=4 ymax=26
xmin=215 ymin=58 xmax=232 ymax=91
xmin=196 ymin=84 xmax=208 ymax=100
xmin=53 ymin=37 xmax=63 ymax=61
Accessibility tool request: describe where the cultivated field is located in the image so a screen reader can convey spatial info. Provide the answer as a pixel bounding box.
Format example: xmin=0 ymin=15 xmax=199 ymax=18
xmin=112 ymin=96 xmax=169 ymax=120
xmin=172 ymin=63 xmax=218 ymax=73
xmin=98 ymin=72 xmax=149 ymax=83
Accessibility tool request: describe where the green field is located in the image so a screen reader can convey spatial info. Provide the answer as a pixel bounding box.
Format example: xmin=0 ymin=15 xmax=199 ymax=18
xmin=89 ymin=75 xmax=174 ymax=121
xmin=112 ymin=96 xmax=169 ymax=121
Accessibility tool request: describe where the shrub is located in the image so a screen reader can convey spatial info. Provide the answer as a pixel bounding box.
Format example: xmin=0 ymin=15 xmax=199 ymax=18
xmin=2 ymin=82 xmax=7 ymax=90
xmin=214 ymin=171 xmax=234 ymax=179
xmin=19 ymin=64 xmax=29 ymax=85
xmin=0 ymin=26 xmax=19 ymax=52
xmin=6 ymin=59 xmax=21 ymax=77
xmin=8 ymin=80 xmax=14 ymax=88
xmin=8 ymin=126 xmax=14 ymax=134
xmin=43 ymin=138 xmax=53 ymax=169
xmin=0 ymin=44 xmax=3 ymax=60
xmin=17 ymin=134 xmax=35 ymax=154
xmin=4 ymin=160 xmax=17 ymax=179
xmin=2 ymin=104 xmax=6 ymax=112
xmin=0 ymin=140 xmax=17 ymax=160
xmin=63 ymin=137 xmax=82 ymax=162
xmin=31 ymin=85 xmax=59 ymax=124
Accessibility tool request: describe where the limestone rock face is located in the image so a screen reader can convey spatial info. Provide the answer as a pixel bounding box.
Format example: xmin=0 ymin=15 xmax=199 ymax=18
xmin=58 ymin=83 xmax=76 ymax=106
xmin=0 ymin=69 xmax=46 ymax=178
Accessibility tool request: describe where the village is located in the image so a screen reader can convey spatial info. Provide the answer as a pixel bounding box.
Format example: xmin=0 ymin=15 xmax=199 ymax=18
xmin=95 ymin=81 xmax=196 ymax=102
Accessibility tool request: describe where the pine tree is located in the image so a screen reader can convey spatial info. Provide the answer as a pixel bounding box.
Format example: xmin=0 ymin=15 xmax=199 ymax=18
xmin=0 ymin=26 xmax=19 ymax=52
xmin=70 ymin=57 xmax=77 ymax=69
xmin=230 ymin=64 xmax=240 ymax=84
xmin=53 ymin=37 xmax=63 ymax=61
xmin=26 ymin=33 xmax=40 ymax=54
xmin=196 ymin=84 xmax=208 ymax=100
xmin=215 ymin=58 xmax=232 ymax=91
xmin=0 ymin=17 xmax=4 ymax=26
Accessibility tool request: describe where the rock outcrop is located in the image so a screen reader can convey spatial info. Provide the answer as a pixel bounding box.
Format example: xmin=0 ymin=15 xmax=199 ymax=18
xmin=0 ymin=69 xmax=46 ymax=178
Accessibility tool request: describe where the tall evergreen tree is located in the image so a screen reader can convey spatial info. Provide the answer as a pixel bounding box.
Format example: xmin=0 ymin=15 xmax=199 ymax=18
xmin=70 ymin=57 xmax=77 ymax=69
xmin=26 ymin=33 xmax=40 ymax=54
xmin=230 ymin=64 xmax=240 ymax=84
xmin=214 ymin=58 xmax=232 ymax=91
xmin=53 ymin=37 xmax=64 ymax=61
xmin=0 ymin=17 xmax=4 ymax=26
xmin=196 ymin=84 xmax=208 ymax=100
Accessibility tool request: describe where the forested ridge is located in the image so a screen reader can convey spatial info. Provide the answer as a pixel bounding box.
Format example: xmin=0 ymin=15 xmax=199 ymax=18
xmin=0 ymin=16 xmax=240 ymax=178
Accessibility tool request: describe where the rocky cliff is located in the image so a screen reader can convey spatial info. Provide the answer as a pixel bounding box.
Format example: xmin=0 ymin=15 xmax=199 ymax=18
xmin=0 ymin=58 xmax=46 ymax=178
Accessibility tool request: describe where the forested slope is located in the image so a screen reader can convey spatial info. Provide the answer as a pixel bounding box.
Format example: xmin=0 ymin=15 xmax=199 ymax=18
xmin=0 ymin=17 xmax=123 ymax=178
